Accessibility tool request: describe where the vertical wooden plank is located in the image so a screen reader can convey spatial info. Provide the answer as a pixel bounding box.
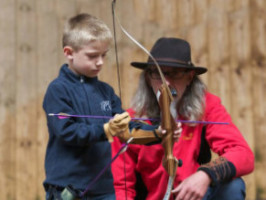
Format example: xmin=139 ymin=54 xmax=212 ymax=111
xmin=15 ymin=0 xmax=39 ymax=199
xmin=228 ymin=2 xmax=256 ymax=199
xmin=188 ymin=0 xmax=209 ymax=86
xmin=55 ymin=0 xmax=78 ymax=65
xmin=36 ymin=0 xmax=61 ymax=199
xmin=0 ymin=0 xmax=16 ymax=199
xmin=205 ymin=0 xmax=231 ymax=109
xmin=250 ymin=0 xmax=266 ymax=199
xmin=36 ymin=1 xmax=77 ymax=199
xmin=252 ymin=62 xmax=266 ymax=200
xmin=176 ymin=0 xmax=195 ymax=29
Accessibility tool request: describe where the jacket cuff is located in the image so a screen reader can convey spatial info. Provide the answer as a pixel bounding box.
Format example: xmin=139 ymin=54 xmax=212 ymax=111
xmin=197 ymin=157 xmax=236 ymax=186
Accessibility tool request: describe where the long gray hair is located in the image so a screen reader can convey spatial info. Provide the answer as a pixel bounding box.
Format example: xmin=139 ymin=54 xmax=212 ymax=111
xmin=130 ymin=71 xmax=206 ymax=126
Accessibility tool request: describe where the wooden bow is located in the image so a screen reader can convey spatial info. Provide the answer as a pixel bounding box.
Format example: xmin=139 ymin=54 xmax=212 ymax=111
xmin=159 ymin=85 xmax=181 ymax=200
xmin=111 ymin=1 xmax=180 ymax=199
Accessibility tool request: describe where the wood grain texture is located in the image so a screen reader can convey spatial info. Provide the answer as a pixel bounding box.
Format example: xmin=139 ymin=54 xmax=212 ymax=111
xmin=0 ymin=0 xmax=264 ymax=199
xmin=0 ymin=1 xmax=16 ymax=199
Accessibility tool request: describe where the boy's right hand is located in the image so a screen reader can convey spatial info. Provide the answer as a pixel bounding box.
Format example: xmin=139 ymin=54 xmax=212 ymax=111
xmin=104 ymin=112 xmax=131 ymax=143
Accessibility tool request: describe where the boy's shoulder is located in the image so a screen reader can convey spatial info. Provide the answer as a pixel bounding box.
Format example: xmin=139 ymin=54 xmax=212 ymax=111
xmin=95 ymin=80 xmax=119 ymax=98
xmin=45 ymin=73 xmax=73 ymax=98
xmin=97 ymin=79 xmax=113 ymax=89
xmin=47 ymin=75 xmax=67 ymax=89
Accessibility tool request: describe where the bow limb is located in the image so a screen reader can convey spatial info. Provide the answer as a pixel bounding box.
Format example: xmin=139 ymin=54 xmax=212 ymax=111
xmin=111 ymin=0 xmax=170 ymax=92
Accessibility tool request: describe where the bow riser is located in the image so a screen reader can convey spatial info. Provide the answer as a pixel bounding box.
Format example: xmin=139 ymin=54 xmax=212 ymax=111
xmin=159 ymin=85 xmax=178 ymax=177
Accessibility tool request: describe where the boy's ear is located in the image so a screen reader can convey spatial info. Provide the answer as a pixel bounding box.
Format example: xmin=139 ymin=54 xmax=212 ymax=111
xmin=63 ymin=46 xmax=73 ymax=59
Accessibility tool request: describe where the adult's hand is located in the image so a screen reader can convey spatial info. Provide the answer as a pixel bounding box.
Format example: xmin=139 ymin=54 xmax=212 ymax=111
xmin=172 ymin=170 xmax=211 ymax=200
xmin=161 ymin=122 xmax=182 ymax=141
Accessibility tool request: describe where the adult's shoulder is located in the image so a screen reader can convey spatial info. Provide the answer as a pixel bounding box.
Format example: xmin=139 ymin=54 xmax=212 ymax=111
xmin=204 ymin=92 xmax=226 ymax=116
xmin=204 ymin=91 xmax=230 ymax=120
xmin=205 ymin=92 xmax=222 ymax=105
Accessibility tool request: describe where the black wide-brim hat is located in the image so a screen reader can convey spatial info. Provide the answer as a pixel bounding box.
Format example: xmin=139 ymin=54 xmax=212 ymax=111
xmin=131 ymin=37 xmax=207 ymax=75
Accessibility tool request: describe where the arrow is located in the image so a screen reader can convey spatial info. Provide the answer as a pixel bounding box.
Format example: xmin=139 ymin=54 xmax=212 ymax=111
xmin=48 ymin=113 xmax=229 ymax=125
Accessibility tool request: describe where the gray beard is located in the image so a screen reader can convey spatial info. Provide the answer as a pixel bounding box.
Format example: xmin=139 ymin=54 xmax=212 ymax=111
xmin=156 ymin=90 xmax=178 ymax=119
xmin=170 ymin=97 xmax=178 ymax=119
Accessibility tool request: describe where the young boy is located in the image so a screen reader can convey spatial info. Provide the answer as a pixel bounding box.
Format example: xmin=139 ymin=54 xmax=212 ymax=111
xmin=42 ymin=13 xmax=158 ymax=200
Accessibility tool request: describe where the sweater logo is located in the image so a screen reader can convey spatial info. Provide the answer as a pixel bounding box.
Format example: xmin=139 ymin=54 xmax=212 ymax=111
xmin=100 ymin=101 xmax=112 ymax=112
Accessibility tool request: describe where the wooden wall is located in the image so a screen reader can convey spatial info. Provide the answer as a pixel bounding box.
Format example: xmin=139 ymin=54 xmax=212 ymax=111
xmin=0 ymin=0 xmax=265 ymax=199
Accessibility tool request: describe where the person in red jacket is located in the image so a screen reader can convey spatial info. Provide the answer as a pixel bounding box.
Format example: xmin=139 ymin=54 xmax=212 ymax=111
xmin=111 ymin=37 xmax=254 ymax=200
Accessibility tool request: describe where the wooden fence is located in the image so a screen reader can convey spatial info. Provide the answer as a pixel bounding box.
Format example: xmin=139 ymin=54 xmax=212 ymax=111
xmin=0 ymin=0 xmax=265 ymax=199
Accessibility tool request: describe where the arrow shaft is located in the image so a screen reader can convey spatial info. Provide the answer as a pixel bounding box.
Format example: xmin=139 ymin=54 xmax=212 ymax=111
xmin=49 ymin=113 xmax=229 ymax=125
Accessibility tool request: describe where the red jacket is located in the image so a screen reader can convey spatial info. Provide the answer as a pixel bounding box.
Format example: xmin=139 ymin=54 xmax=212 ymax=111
xmin=111 ymin=92 xmax=254 ymax=200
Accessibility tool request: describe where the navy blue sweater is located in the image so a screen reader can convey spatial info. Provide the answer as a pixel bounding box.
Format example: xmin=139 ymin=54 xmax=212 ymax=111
xmin=43 ymin=64 xmax=154 ymax=195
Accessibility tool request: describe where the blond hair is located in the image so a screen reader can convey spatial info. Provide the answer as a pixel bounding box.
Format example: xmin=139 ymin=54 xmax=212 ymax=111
xmin=63 ymin=13 xmax=112 ymax=51
xmin=131 ymin=71 xmax=206 ymax=126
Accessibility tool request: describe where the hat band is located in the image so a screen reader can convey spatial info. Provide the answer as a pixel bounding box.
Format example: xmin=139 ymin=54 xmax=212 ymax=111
xmin=148 ymin=57 xmax=192 ymax=66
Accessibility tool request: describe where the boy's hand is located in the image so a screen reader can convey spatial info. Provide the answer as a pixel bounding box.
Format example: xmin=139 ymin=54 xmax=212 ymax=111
xmin=104 ymin=112 xmax=131 ymax=143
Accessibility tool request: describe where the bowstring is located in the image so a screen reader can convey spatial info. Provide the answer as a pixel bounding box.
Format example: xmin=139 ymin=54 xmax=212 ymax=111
xmin=111 ymin=1 xmax=127 ymax=199
xmin=112 ymin=0 xmax=122 ymax=98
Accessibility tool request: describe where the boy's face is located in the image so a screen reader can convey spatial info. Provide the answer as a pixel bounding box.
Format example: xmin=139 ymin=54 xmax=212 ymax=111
xmin=64 ymin=40 xmax=109 ymax=78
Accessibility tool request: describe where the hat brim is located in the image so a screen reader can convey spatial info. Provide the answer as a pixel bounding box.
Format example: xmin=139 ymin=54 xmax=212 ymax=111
xmin=131 ymin=61 xmax=207 ymax=75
